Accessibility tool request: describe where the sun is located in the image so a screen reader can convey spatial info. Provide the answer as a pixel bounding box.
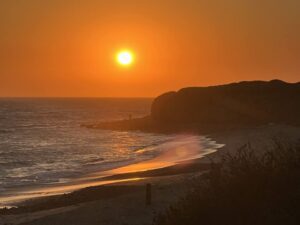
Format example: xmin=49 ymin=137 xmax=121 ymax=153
xmin=116 ymin=50 xmax=134 ymax=66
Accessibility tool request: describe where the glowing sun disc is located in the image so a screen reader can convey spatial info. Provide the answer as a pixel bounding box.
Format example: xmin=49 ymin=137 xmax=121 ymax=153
xmin=116 ymin=51 xmax=134 ymax=66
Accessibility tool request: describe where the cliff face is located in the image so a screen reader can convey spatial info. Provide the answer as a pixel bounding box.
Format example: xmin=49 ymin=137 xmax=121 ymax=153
xmin=151 ymin=80 xmax=300 ymax=126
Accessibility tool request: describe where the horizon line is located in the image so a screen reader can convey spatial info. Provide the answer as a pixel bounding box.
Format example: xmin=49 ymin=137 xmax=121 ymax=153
xmin=0 ymin=96 xmax=155 ymax=99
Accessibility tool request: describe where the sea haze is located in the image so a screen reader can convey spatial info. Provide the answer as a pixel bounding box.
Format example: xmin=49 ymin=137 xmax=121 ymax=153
xmin=0 ymin=98 xmax=221 ymax=195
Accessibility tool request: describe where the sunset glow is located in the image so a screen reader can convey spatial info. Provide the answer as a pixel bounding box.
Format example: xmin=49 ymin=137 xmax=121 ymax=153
xmin=0 ymin=1 xmax=299 ymax=97
xmin=0 ymin=1 xmax=299 ymax=224
xmin=116 ymin=51 xmax=134 ymax=66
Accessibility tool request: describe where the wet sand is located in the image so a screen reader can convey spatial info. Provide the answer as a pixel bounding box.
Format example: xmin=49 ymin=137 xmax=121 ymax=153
xmin=0 ymin=135 xmax=223 ymax=207
xmin=1 ymin=124 xmax=299 ymax=225
xmin=0 ymin=135 xmax=221 ymax=208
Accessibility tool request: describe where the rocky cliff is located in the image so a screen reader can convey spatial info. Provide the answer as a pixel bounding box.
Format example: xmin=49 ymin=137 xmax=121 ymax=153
xmin=151 ymin=80 xmax=300 ymax=127
xmin=85 ymin=80 xmax=300 ymax=133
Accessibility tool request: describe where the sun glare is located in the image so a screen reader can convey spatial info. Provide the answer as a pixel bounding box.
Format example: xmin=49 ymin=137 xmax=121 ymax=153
xmin=116 ymin=50 xmax=134 ymax=66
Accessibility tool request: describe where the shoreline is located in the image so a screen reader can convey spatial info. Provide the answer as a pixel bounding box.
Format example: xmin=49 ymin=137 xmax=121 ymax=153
xmin=0 ymin=135 xmax=221 ymax=209
xmin=1 ymin=124 xmax=299 ymax=225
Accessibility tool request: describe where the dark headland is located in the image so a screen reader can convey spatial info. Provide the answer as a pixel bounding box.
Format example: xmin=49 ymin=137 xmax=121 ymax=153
xmin=84 ymin=79 xmax=300 ymax=133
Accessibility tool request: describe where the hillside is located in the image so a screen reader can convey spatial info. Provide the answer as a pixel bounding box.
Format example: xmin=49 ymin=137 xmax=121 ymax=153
xmin=151 ymin=80 xmax=300 ymax=128
xmin=85 ymin=80 xmax=300 ymax=133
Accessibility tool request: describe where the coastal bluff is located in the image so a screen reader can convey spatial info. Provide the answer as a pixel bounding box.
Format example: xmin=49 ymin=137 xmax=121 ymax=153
xmin=84 ymin=80 xmax=300 ymax=133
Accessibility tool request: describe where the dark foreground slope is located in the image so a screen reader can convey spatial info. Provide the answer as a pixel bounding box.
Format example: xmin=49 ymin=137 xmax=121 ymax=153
xmin=154 ymin=142 xmax=300 ymax=225
xmin=85 ymin=80 xmax=300 ymax=133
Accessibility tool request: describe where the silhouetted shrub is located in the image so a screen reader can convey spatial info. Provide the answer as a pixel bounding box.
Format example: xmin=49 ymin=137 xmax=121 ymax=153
xmin=154 ymin=140 xmax=300 ymax=225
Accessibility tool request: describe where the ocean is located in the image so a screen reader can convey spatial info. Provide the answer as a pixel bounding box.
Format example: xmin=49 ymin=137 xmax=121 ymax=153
xmin=0 ymin=98 xmax=222 ymax=205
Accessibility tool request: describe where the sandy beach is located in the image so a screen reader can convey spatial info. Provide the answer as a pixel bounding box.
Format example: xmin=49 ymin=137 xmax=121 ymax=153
xmin=1 ymin=124 xmax=299 ymax=225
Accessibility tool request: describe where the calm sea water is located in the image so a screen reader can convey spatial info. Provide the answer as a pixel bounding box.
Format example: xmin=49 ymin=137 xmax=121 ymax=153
xmin=0 ymin=98 xmax=221 ymax=195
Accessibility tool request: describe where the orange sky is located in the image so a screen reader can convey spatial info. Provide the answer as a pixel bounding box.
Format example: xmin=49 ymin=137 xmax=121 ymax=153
xmin=0 ymin=0 xmax=299 ymax=97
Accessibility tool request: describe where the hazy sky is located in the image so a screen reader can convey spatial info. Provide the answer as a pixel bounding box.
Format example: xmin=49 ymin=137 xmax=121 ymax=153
xmin=0 ymin=0 xmax=299 ymax=97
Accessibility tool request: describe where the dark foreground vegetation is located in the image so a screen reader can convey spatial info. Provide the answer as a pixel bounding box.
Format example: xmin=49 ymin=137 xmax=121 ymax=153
xmin=155 ymin=141 xmax=300 ymax=225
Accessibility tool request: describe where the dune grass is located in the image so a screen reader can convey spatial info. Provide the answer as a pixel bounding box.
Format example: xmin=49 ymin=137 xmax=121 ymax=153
xmin=154 ymin=140 xmax=300 ymax=225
